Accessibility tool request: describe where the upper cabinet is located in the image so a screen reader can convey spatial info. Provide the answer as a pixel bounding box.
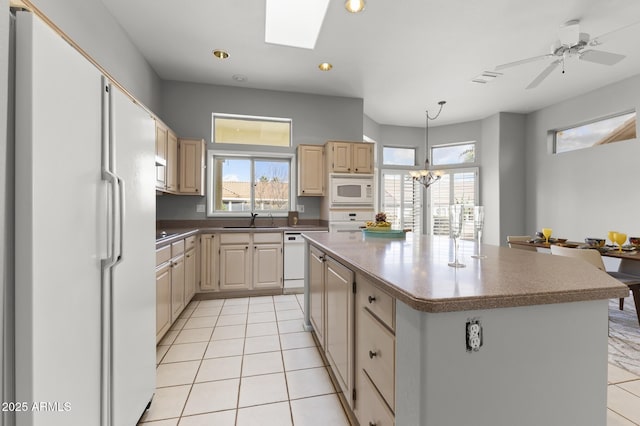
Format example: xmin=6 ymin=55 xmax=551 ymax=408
xmin=155 ymin=120 xmax=205 ymax=196
xmin=298 ymin=144 xmax=325 ymax=196
xmin=326 ymin=141 xmax=373 ymax=174
xmin=178 ymin=138 xmax=205 ymax=195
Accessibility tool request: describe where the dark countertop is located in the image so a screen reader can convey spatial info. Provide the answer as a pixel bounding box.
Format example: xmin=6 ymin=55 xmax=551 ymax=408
xmin=302 ymin=231 xmax=629 ymax=313
xmin=156 ymin=225 xmax=328 ymax=248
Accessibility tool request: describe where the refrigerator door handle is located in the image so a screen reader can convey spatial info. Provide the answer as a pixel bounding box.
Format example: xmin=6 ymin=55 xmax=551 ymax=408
xmin=115 ymin=175 xmax=125 ymax=265
xmin=101 ymin=170 xmax=119 ymax=269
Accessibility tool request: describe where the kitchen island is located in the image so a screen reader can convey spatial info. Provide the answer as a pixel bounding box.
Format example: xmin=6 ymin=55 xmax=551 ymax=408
xmin=302 ymin=232 xmax=628 ymax=426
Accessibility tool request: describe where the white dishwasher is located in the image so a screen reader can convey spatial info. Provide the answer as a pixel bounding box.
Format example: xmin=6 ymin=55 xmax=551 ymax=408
xmin=284 ymin=232 xmax=305 ymax=292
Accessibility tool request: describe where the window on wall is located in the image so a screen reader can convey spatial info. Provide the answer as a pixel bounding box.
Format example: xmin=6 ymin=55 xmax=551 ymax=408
xmin=428 ymin=168 xmax=478 ymax=238
xmin=381 ymin=171 xmax=421 ymax=234
xmin=432 ymin=142 xmax=476 ymax=166
xmin=554 ymin=110 xmax=637 ymax=154
xmin=212 ymin=113 xmax=292 ymax=147
xmin=207 ymin=152 xmax=294 ymax=215
xmin=382 ymin=147 xmax=416 ymax=166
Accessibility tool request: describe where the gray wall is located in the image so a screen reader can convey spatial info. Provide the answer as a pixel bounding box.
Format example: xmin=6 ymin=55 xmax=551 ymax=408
xmin=525 ymin=74 xmax=640 ymax=242
xmin=480 ymin=114 xmax=500 ymax=245
xmin=29 ymin=0 xmax=162 ymax=113
xmin=157 ymin=81 xmax=364 ymax=220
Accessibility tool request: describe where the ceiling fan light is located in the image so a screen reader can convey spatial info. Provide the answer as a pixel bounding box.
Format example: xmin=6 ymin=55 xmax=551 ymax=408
xmin=345 ymin=0 xmax=365 ymax=13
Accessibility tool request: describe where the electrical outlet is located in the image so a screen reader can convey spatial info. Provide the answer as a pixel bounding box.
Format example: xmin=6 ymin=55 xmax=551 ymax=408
xmin=196 ymin=204 xmax=205 ymax=213
xmin=296 ymin=204 xmax=304 ymax=213
xmin=466 ymin=319 xmax=483 ymax=352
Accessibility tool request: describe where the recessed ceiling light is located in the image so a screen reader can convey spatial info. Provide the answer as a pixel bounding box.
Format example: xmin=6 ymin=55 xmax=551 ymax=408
xmin=232 ymin=74 xmax=248 ymax=82
xmin=318 ymin=62 xmax=333 ymax=71
xmin=212 ymin=49 xmax=229 ymax=59
xmin=344 ymin=0 xmax=365 ymax=13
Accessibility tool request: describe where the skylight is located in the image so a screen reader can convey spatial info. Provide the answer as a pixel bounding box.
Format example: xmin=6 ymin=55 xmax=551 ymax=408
xmin=265 ymin=0 xmax=330 ymax=49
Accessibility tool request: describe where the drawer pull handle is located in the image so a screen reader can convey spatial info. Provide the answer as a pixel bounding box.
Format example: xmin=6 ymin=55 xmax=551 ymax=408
xmin=368 ymin=295 xmax=376 ymax=304
xmin=368 ymin=350 xmax=377 ymax=359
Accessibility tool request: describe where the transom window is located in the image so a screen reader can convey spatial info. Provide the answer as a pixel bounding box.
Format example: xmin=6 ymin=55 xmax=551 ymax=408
xmin=432 ymin=142 xmax=476 ymax=166
xmin=382 ymin=146 xmax=416 ymax=166
xmin=207 ymin=151 xmax=294 ymax=216
xmin=212 ymin=113 xmax=292 ymax=147
xmin=554 ymin=110 xmax=636 ymax=154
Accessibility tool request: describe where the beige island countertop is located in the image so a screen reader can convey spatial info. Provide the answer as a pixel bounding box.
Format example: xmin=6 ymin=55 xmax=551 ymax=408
xmin=302 ymin=231 xmax=628 ymax=313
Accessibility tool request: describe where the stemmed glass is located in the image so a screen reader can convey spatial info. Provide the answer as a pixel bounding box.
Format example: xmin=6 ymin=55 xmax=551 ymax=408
xmin=614 ymin=232 xmax=627 ymax=253
xmin=471 ymin=206 xmax=486 ymax=259
xmin=608 ymin=231 xmax=617 ymax=248
xmin=542 ymin=228 xmax=552 ymax=245
xmin=448 ymin=204 xmax=466 ymax=268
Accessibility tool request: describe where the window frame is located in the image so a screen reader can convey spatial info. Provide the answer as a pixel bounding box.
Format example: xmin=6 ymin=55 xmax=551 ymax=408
xmin=552 ymin=109 xmax=637 ymax=154
xmin=206 ymin=150 xmax=296 ymax=217
xmin=379 ymin=169 xmax=423 ymax=234
xmin=212 ymin=112 xmax=293 ymax=147
xmin=431 ymin=141 xmax=477 ymax=168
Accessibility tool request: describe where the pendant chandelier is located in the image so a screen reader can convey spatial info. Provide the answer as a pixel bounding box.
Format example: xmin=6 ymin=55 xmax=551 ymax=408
xmin=410 ymin=100 xmax=446 ymax=189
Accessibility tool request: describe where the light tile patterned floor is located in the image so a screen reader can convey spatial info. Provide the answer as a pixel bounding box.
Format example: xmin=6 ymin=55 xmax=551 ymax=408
xmin=139 ymin=294 xmax=350 ymax=426
xmin=141 ymin=294 xmax=640 ymax=425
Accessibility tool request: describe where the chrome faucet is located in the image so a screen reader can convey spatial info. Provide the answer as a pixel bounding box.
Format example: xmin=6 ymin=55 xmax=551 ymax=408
xmin=249 ymin=212 xmax=258 ymax=227
xmin=268 ymin=212 xmax=274 ymax=227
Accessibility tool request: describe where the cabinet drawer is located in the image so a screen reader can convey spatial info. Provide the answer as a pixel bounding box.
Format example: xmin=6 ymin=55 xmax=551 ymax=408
xmin=358 ymin=274 xmax=395 ymax=330
xmin=253 ymin=232 xmax=282 ymax=244
xmin=156 ymin=245 xmax=171 ymax=266
xmin=357 ymin=369 xmax=395 ymax=426
xmin=358 ymin=307 xmax=395 ymax=410
xmin=220 ymin=233 xmax=251 ymax=245
xmin=185 ymin=235 xmax=197 ymax=250
xmin=171 ymin=239 xmax=184 ymax=257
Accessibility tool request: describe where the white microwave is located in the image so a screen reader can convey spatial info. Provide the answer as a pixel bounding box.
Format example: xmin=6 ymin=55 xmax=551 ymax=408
xmin=330 ymin=174 xmax=374 ymax=206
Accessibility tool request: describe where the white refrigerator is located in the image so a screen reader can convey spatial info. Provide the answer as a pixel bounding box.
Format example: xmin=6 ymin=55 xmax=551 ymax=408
xmin=14 ymin=12 xmax=156 ymax=426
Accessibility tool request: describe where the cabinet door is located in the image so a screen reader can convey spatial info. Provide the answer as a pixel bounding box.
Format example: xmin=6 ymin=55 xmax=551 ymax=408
xmin=298 ymin=145 xmax=325 ymax=196
xmin=184 ymin=248 xmax=196 ymax=304
xmin=352 ymin=143 xmax=373 ymax=174
xmin=170 ymin=254 xmax=185 ymax=322
xmin=155 ymin=123 xmax=167 ymax=189
xmin=156 ymin=263 xmax=171 ymax=343
xmin=200 ymin=234 xmax=219 ymax=291
xmin=253 ymin=243 xmax=283 ymax=289
xmin=178 ymin=138 xmax=205 ymax=195
xmin=219 ymin=244 xmax=251 ymax=290
xmin=330 ymin=142 xmax=352 ymax=173
xmin=309 ymin=246 xmax=325 ymax=349
xmin=325 ymin=257 xmax=354 ymax=405
xmin=166 ymin=130 xmax=179 ymax=192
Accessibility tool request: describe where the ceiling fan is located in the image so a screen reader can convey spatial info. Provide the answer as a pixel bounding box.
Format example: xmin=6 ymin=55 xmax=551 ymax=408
xmin=495 ymin=19 xmax=637 ymax=89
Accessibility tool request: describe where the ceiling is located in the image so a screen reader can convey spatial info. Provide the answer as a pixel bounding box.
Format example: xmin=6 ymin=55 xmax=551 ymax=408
xmin=100 ymin=0 xmax=640 ymax=128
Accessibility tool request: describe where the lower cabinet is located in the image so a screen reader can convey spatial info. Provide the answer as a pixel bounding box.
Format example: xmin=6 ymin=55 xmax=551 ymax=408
xmin=200 ymin=234 xmax=219 ymax=291
xmin=253 ymin=233 xmax=283 ymax=289
xmin=307 ymin=244 xmax=396 ymax=423
xmin=219 ymin=243 xmax=251 ymax=290
xmin=184 ymin=246 xmax=196 ymax=302
xmin=170 ymin=241 xmax=185 ymax=322
xmin=155 ymin=262 xmax=171 ymax=344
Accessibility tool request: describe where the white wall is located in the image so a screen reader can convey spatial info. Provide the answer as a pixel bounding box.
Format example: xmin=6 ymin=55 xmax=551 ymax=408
xmin=157 ymin=80 xmax=364 ymax=220
xmin=525 ymin=74 xmax=640 ymax=242
xmin=29 ymin=0 xmax=162 ymax=113
xmin=481 ymin=114 xmax=500 ymax=245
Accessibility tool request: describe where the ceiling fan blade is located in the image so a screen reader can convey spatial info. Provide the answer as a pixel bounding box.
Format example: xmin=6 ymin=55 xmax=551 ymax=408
xmin=590 ymin=20 xmax=640 ymax=46
xmin=495 ymin=54 xmax=553 ymax=71
xmin=526 ymin=60 xmax=561 ymax=90
xmin=580 ymin=49 xmax=625 ymax=66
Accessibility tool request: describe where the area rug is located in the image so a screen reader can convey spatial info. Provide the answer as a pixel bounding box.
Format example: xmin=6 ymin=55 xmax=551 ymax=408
xmin=608 ymin=296 xmax=640 ymax=377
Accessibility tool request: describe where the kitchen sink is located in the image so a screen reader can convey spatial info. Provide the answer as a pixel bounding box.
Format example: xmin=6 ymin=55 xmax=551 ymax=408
xmin=156 ymin=232 xmax=177 ymax=240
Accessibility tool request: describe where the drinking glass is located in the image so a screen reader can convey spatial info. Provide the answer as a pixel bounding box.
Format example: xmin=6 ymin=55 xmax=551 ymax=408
xmin=614 ymin=232 xmax=627 ymax=253
xmin=608 ymin=231 xmax=617 ymax=247
xmin=448 ymin=205 xmax=466 ymax=268
xmin=471 ymin=206 xmax=486 ymax=259
xmin=542 ymin=228 xmax=552 ymax=244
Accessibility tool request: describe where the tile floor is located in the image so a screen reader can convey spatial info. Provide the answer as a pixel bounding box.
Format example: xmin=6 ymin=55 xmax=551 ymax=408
xmin=140 ymin=294 xmax=640 ymax=425
xmin=139 ymin=294 xmax=350 ymax=426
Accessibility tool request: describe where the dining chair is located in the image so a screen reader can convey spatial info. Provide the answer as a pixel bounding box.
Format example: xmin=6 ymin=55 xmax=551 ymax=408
xmin=550 ymin=245 xmax=640 ymax=325
xmin=507 ymin=235 xmax=537 ymax=252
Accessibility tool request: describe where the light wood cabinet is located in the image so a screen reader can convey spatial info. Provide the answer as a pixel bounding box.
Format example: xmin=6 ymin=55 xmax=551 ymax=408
xmin=170 ymin=240 xmax=185 ymax=322
xmin=155 ymin=262 xmax=171 ymax=344
xmin=298 ymin=144 xmax=325 ymax=196
xmin=155 ymin=122 xmax=167 ymax=190
xmin=326 ymin=141 xmax=373 ymax=174
xmin=178 ymin=138 xmax=205 ymax=195
xmin=309 ymin=246 xmax=326 ymax=349
xmin=325 ymin=256 xmax=355 ymax=407
xmin=184 ymin=247 xmax=196 ymax=303
xmin=200 ymin=234 xmax=219 ymax=291
xmin=219 ymin=244 xmax=251 ymax=291
xmin=166 ymin=130 xmax=179 ymax=193
xmin=253 ymin=243 xmax=282 ymax=289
